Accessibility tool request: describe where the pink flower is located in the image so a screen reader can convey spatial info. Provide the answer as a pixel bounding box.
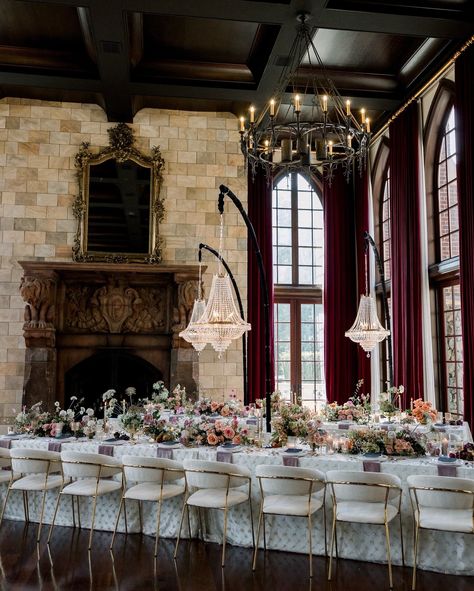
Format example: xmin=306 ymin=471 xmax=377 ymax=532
xmin=211 ymin=401 xmax=220 ymax=412
xmin=215 ymin=420 xmax=224 ymax=432
xmin=223 ymin=426 xmax=235 ymax=439
xmin=232 ymin=435 xmax=241 ymax=445
xmin=221 ymin=405 xmax=230 ymax=417
xmin=207 ymin=433 xmax=219 ymax=445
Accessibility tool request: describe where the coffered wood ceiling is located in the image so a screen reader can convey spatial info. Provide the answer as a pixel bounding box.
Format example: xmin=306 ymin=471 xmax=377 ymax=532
xmin=0 ymin=0 xmax=473 ymax=131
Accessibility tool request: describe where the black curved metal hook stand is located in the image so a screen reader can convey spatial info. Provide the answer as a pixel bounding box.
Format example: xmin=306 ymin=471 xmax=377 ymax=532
xmin=219 ymin=184 xmax=272 ymax=432
xmin=363 ymin=231 xmax=393 ymax=388
xmin=198 ymin=242 xmax=248 ymax=405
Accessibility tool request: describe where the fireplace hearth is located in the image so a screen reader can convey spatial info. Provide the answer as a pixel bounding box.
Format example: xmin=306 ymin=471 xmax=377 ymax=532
xmin=19 ymin=261 xmax=202 ymax=409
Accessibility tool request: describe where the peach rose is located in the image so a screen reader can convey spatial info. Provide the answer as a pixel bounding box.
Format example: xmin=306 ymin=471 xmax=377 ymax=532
xmin=207 ymin=432 xmax=219 ymax=445
xmin=223 ymin=426 xmax=235 ymax=439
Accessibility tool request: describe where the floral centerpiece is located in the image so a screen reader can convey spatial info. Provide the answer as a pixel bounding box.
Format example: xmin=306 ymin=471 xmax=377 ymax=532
xmin=323 ymin=380 xmax=371 ymax=424
xmin=306 ymin=419 xmax=328 ymax=450
xmin=410 ymin=398 xmax=437 ymax=425
xmin=142 ymin=403 xmax=179 ymax=442
xmin=14 ymin=397 xmax=89 ymax=437
xmin=179 ymin=417 xmax=251 ymax=447
xmin=271 ymin=401 xmax=312 ymax=446
xmin=346 ymin=427 xmax=426 ymax=457
xmin=379 ymin=385 xmax=404 ymax=419
xmin=191 ymin=397 xmax=242 ymax=417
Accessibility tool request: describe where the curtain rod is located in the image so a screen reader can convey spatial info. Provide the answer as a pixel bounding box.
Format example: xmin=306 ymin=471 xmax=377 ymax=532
xmin=371 ymin=34 xmax=474 ymax=144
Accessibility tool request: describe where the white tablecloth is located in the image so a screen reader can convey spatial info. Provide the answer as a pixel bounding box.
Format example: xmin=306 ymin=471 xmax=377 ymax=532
xmin=2 ymin=438 xmax=473 ymax=576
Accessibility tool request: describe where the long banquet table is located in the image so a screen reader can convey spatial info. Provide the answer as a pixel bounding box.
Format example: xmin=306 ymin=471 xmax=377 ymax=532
xmin=1 ymin=437 xmax=473 ymax=576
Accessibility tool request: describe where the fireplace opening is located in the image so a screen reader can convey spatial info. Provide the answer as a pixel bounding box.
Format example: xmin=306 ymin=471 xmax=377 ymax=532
xmin=65 ymin=350 xmax=162 ymax=412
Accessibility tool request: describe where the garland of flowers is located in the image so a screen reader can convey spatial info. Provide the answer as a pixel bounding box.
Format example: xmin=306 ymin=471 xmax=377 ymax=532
xmin=346 ymin=428 xmax=426 ymax=457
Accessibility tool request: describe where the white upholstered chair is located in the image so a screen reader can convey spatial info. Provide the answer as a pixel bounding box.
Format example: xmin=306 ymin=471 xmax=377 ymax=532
xmin=407 ymin=474 xmax=474 ymax=590
xmin=0 ymin=448 xmax=13 ymax=486
xmin=174 ymin=459 xmax=254 ymax=567
xmin=111 ymin=455 xmax=186 ymax=556
xmin=326 ymin=470 xmax=403 ymax=589
xmin=252 ymin=464 xmax=326 ymax=578
xmin=47 ymin=450 xmax=123 ymax=550
xmin=0 ymin=448 xmax=63 ymax=542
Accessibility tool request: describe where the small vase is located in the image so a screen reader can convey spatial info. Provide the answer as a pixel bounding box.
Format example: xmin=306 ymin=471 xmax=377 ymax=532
xmin=287 ymin=435 xmax=298 ymax=448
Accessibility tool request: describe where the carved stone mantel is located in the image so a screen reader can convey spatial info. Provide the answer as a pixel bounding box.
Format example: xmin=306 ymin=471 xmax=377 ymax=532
xmin=18 ymin=261 xmax=204 ymax=408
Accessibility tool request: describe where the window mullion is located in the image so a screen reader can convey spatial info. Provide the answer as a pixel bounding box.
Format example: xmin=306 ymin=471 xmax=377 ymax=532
xmin=291 ymin=173 xmax=299 ymax=285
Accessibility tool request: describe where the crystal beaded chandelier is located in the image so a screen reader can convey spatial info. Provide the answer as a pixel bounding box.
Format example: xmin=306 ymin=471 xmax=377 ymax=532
xmin=345 ymin=245 xmax=389 ymax=355
xmin=180 ymin=213 xmax=250 ymax=356
xmin=179 ymin=260 xmax=208 ymax=351
xmin=239 ymin=12 xmax=371 ymax=183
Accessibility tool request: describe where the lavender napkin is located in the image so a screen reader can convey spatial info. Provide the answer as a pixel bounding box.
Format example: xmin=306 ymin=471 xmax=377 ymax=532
xmin=0 ymin=440 xmax=12 ymax=449
xmin=363 ymin=460 xmax=381 ymax=473
xmin=157 ymin=447 xmax=173 ymax=459
xmin=338 ymin=423 xmax=350 ymax=430
xmin=48 ymin=442 xmax=62 ymax=452
xmin=246 ymin=418 xmax=258 ymax=425
xmin=437 ymin=464 xmax=457 ymax=477
xmin=216 ymin=451 xmax=233 ymax=463
xmin=282 ymin=456 xmax=299 ymax=467
xmin=98 ymin=445 xmax=114 ymax=457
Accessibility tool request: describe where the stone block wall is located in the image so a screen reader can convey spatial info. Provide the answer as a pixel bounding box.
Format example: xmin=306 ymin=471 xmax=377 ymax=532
xmin=0 ymin=98 xmax=248 ymax=425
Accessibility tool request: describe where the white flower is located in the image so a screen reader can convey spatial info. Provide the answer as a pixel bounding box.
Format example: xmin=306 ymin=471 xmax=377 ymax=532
xmin=398 ymin=385 xmax=405 ymax=393
xmin=54 ymin=401 xmax=60 ymax=408
xmin=86 ymin=408 xmax=94 ymax=416
xmin=59 ymin=410 xmax=67 ymax=418
xmin=102 ymin=389 xmax=116 ymax=401
xmin=66 ymin=409 xmax=74 ymax=419
xmin=70 ymin=396 xmax=77 ymax=401
xmin=80 ymin=407 xmax=85 ymax=414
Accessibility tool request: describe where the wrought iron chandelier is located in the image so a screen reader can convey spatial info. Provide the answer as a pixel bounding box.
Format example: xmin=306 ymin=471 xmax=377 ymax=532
xmin=239 ymin=12 xmax=371 ymax=183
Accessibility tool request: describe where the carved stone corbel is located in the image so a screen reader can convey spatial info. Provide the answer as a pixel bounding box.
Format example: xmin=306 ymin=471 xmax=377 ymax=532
xmin=20 ymin=272 xmax=58 ymax=348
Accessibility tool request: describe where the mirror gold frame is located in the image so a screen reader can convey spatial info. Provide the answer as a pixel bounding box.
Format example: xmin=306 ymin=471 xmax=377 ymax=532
xmin=72 ymin=123 xmax=165 ymax=264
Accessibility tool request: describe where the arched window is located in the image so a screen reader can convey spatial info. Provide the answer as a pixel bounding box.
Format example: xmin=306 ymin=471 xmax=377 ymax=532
xmin=381 ymin=168 xmax=391 ymax=280
xmin=435 ymin=105 xmax=463 ymax=416
xmin=272 ymin=173 xmax=324 ymax=407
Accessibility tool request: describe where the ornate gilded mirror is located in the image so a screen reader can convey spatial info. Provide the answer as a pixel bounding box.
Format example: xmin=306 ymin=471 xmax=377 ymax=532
xmin=73 ymin=123 xmax=165 ymax=263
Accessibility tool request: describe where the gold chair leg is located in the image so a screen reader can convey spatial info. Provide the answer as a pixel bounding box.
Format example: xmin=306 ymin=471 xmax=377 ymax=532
xmin=138 ymin=500 xmax=143 ymax=533
xmin=154 ymin=501 xmax=163 ymax=557
xmin=88 ymin=495 xmax=98 ymax=551
xmin=47 ymin=492 xmax=63 ymax=545
xmin=412 ymin=524 xmax=420 ymax=591
xmin=323 ymin=506 xmax=328 ymax=557
xmin=36 ymin=488 xmax=49 ymax=543
xmin=248 ymin=497 xmax=255 ymax=549
xmin=77 ymin=496 xmax=81 ymax=529
xmin=71 ymin=495 xmax=76 ymax=528
xmin=186 ymin=501 xmax=191 ymax=537
xmin=0 ymin=488 xmax=12 ymax=527
xmin=328 ymin=513 xmax=337 ymax=581
xmin=385 ymin=521 xmax=393 ymax=589
xmin=252 ymin=505 xmax=263 ymax=571
xmin=174 ymin=498 xmax=188 ymax=559
xmin=308 ymin=513 xmax=313 ymax=578
xmin=334 ymin=519 xmax=339 ymax=559
xmin=25 ymin=491 xmax=30 ymax=523
xmin=110 ymin=496 xmax=124 ymax=550
xmin=262 ymin=514 xmax=267 ymax=551
xmin=221 ymin=507 xmax=228 ymax=568
xmin=399 ymin=513 xmax=405 ymax=566
xmin=123 ymin=498 xmax=128 ymax=534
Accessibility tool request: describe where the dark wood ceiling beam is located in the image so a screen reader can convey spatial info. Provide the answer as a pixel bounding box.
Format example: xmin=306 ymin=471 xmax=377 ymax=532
xmin=317 ymin=8 xmax=473 ymax=38
xmin=77 ymin=7 xmax=97 ymax=64
xmin=0 ymin=45 xmax=92 ymax=73
xmin=85 ymin=3 xmax=133 ymax=121
xmin=0 ymin=71 xmax=101 ymax=92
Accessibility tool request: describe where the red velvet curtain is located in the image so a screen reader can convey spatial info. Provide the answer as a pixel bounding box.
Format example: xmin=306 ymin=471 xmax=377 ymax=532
xmin=389 ymin=103 xmax=424 ymax=407
xmin=455 ymin=45 xmax=474 ymax=428
xmin=323 ymin=171 xmax=359 ymax=403
xmin=354 ymin=169 xmax=372 ymax=393
xmin=247 ymin=168 xmax=275 ymax=403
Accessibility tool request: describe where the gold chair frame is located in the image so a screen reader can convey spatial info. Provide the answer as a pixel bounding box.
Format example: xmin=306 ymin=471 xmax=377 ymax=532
xmin=408 ymin=483 xmax=474 ymax=591
xmin=0 ymin=454 xmax=64 ymax=543
xmin=328 ymin=479 xmax=404 ymax=589
xmin=110 ymin=462 xmax=188 ymax=557
xmin=252 ymin=473 xmax=327 ymax=578
xmin=47 ymin=458 xmax=124 ymax=551
xmin=174 ymin=466 xmax=255 ymax=567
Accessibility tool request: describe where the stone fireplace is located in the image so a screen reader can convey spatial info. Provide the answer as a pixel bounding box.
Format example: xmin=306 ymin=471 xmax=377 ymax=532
xmin=18 ymin=261 xmax=202 ymax=408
